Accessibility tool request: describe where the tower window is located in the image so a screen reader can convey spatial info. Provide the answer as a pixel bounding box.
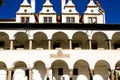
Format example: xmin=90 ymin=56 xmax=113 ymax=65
xmin=88 ymin=17 xmax=97 ymax=24
xmin=66 ymin=17 xmax=75 ymax=23
xmin=43 ymin=17 xmax=52 ymax=23
xmin=21 ymin=17 xmax=30 ymax=23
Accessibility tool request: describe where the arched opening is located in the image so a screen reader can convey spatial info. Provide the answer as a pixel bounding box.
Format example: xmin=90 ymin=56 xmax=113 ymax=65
xmin=92 ymin=32 xmax=108 ymax=49
xmin=33 ymin=61 xmax=46 ymax=80
xmin=73 ymin=60 xmax=90 ymax=80
xmin=72 ymin=32 xmax=89 ymax=49
xmin=13 ymin=61 xmax=28 ymax=80
xmin=115 ymin=61 xmax=120 ymax=80
xmin=112 ymin=32 xmax=120 ymax=49
xmin=94 ymin=60 xmax=110 ymax=80
xmin=0 ymin=32 xmax=9 ymax=49
xmin=52 ymin=32 xmax=69 ymax=49
xmin=0 ymin=62 xmax=7 ymax=80
xmin=33 ymin=32 xmax=48 ymax=49
xmin=14 ymin=32 xmax=29 ymax=49
xmin=51 ymin=60 xmax=69 ymax=80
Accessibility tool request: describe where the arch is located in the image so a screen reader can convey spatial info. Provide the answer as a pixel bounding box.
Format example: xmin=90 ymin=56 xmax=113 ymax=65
xmin=0 ymin=32 xmax=9 ymax=49
xmin=92 ymin=32 xmax=108 ymax=49
xmin=33 ymin=61 xmax=46 ymax=80
xmin=13 ymin=61 xmax=27 ymax=69
xmin=33 ymin=32 xmax=48 ymax=49
xmin=115 ymin=60 xmax=120 ymax=70
xmin=52 ymin=32 xmax=69 ymax=49
xmin=13 ymin=61 xmax=28 ymax=80
xmin=94 ymin=60 xmax=110 ymax=80
xmin=14 ymin=32 xmax=29 ymax=49
xmin=115 ymin=61 xmax=120 ymax=79
xmin=112 ymin=32 xmax=120 ymax=49
xmin=72 ymin=32 xmax=89 ymax=49
xmin=73 ymin=60 xmax=90 ymax=80
xmin=0 ymin=61 xmax=7 ymax=69
xmin=51 ymin=60 xmax=69 ymax=80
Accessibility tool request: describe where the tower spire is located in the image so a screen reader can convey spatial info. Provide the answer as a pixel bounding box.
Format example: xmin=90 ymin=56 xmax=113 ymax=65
xmin=61 ymin=0 xmax=66 ymax=12
xmin=31 ymin=0 xmax=35 ymax=13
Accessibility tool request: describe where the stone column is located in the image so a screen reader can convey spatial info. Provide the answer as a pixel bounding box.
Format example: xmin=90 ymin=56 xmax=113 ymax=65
xmin=48 ymin=40 xmax=51 ymax=50
xmin=70 ymin=69 xmax=73 ymax=80
xmin=90 ymin=69 xmax=94 ymax=80
xmin=10 ymin=40 xmax=13 ymax=50
xmin=110 ymin=70 xmax=115 ymax=80
xmin=7 ymin=68 xmax=12 ymax=80
xmin=29 ymin=39 xmax=32 ymax=50
xmin=46 ymin=67 xmax=52 ymax=80
xmin=89 ymin=39 xmax=92 ymax=49
xmin=69 ymin=39 xmax=72 ymax=49
xmin=29 ymin=68 xmax=33 ymax=80
xmin=108 ymin=39 xmax=112 ymax=49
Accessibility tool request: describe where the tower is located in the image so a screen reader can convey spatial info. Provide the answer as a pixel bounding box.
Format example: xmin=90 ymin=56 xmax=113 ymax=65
xmin=31 ymin=0 xmax=35 ymax=13
xmin=16 ymin=0 xmax=36 ymax=23
xmin=61 ymin=0 xmax=80 ymax=23
xmin=39 ymin=0 xmax=57 ymax=23
xmin=61 ymin=0 xmax=66 ymax=13
xmin=82 ymin=0 xmax=105 ymax=24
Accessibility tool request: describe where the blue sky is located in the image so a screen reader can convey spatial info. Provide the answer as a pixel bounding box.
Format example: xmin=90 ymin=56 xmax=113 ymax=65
xmin=0 ymin=0 xmax=119 ymax=24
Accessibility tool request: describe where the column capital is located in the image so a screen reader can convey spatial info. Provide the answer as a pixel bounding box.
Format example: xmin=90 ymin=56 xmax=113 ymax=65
xmin=7 ymin=68 xmax=13 ymax=71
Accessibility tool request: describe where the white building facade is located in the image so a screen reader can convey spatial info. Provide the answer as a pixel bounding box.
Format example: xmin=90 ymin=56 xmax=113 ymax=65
xmin=0 ymin=0 xmax=119 ymax=80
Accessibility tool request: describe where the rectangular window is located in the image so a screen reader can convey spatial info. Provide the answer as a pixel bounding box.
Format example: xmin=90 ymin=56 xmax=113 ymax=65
xmin=66 ymin=17 xmax=75 ymax=23
xmin=43 ymin=17 xmax=52 ymax=23
xmin=26 ymin=17 xmax=30 ymax=23
xmin=71 ymin=17 xmax=75 ymax=23
xmin=21 ymin=17 xmax=30 ymax=23
xmin=21 ymin=17 xmax=25 ymax=23
xmin=88 ymin=17 xmax=97 ymax=24
xmin=67 ymin=17 xmax=70 ymax=23
xmin=58 ymin=68 xmax=63 ymax=75
xmin=49 ymin=17 xmax=52 ymax=23
xmin=92 ymin=17 xmax=97 ymax=23
xmin=73 ymin=68 xmax=78 ymax=75
xmin=44 ymin=17 xmax=47 ymax=23
xmin=88 ymin=17 xmax=92 ymax=23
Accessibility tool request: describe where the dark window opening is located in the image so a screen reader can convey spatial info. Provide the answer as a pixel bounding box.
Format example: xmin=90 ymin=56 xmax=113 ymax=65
xmin=72 ymin=43 xmax=79 ymax=49
xmin=53 ymin=43 xmax=60 ymax=49
xmin=14 ymin=45 xmax=24 ymax=49
xmin=0 ymin=41 xmax=4 ymax=48
xmin=73 ymin=68 xmax=78 ymax=75
xmin=114 ymin=43 xmax=120 ymax=49
xmin=58 ymin=68 xmax=63 ymax=75
xmin=92 ymin=41 xmax=97 ymax=49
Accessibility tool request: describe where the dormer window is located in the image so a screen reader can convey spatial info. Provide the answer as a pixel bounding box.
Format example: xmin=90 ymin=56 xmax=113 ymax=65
xmin=43 ymin=17 xmax=52 ymax=23
xmin=21 ymin=17 xmax=30 ymax=23
xmin=66 ymin=17 xmax=75 ymax=23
